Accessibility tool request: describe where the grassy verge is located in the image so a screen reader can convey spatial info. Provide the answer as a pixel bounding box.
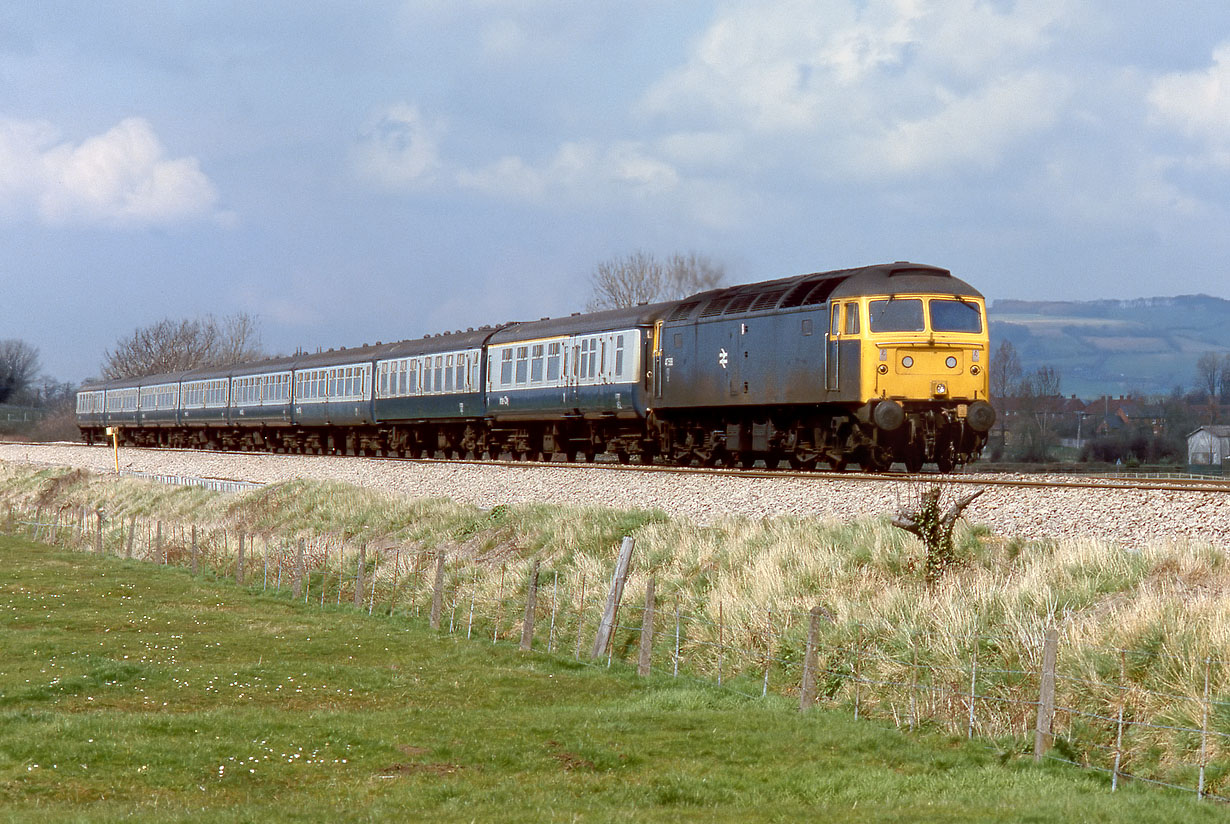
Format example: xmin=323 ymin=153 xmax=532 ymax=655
xmin=0 ymin=533 xmax=1224 ymax=823
xmin=1 ymin=463 xmax=1228 ymax=793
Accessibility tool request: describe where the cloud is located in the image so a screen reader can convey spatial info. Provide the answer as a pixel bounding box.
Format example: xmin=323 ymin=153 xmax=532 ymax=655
xmin=0 ymin=116 xmax=219 ymax=227
xmin=1148 ymin=41 xmax=1230 ymax=168
xmin=850 ymin=71 xmax=1070 ymax=176
xmin=352 ymin=103 xmax=445 ymax=189
xmin=640 ymin=0 xmax=1071 ymax=179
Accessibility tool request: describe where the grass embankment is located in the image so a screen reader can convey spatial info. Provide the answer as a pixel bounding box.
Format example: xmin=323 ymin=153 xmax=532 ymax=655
xmin=1 ymin=463 xmax=1228 ymax=793
xmin=0 ymin=534 xmax=1222 ymax=823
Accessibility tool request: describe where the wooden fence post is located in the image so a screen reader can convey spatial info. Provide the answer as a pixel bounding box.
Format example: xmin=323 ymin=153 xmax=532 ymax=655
xmin=353 ymin=543 xmax=366 ymax=608
xmin=800 ymin=606 xmax=822 ymax=711
xmin=574 ymin=573 xmax=586 ymax=660
xmin=94 ymin=510 xmax=104 ymax=555
xmin=191 ymin=525 xmax=199 ymax=575
xmin=1112 ymin=650 xmax=1126 ymax=793
xmin=237 ymin=533 xmax=245 ymax=585
xmin=155 ymin=521 xmax=163 ymax=564
xmin=520 ymin=560 xmax=541 ymax=651
xmin=1033 ymin=627 xmax=1059 ymax=762
xmin=125 ymin=515 xmax=136 ymax=559
xmin=591 ymin=537 xmax=635 ymax=660
xmin=1200 ymin=657 xmax=1211 ymax=799
xmin=637 ymin=577 xmax=656 ymax=677
xmin=293 ymin=539 xmax=305 ymax=600
xmin=430 ymin=550 xmax=447 ymax=629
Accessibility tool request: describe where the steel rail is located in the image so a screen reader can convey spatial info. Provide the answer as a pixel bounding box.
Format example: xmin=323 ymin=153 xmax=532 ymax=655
xmin=10 ymin=440 xmax=1230 ymax=496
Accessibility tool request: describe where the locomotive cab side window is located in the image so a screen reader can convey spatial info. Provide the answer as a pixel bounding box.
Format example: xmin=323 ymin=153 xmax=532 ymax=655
xmin=869 ymin=298 xmax=925 ymax=332
xmin=929 ymin=298 xmax=983 ymax=333
xmin=844 ymin=303 xmax=860 ymax=335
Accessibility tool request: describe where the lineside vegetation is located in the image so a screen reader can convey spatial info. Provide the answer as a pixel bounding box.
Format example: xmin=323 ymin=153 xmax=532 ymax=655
xmin=1 ymin=462 xmax=1228 ymax=798
xmin=0 ymin=532 xmax=1223 ymax=822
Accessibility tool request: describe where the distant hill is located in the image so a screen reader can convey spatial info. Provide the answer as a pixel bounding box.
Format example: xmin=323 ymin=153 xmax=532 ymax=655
xmin=989 ymin=294 xmax=1230 ymax=398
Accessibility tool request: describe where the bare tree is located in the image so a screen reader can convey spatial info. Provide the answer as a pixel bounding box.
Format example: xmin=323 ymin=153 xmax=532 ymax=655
xmin=664 ymin=252 xmax=725 ymax=297
xmin=587 ymin=250 xmax=726 ymax=310
xmin=892 ymin=482 xmax=985 ymax=586
xmin=1014 ymin=365 xmax=1062 ymax=462
xmin=214 ymin=312 xmax=265 ymax=366
xmin=1196 ymin=351 xmax=1220 ymax=399
xmin=1220 ymin=354 xmax=1230 ymax=403
xmin=101 ymin=312 xmax=266 ymax=379
xmin=0 ymin=339 xmax=40 ymax=404
xmin=989 ymin=340 xmax=1021 ymax=455
xmin=989 ymin=339 xmax=1022 ymax=400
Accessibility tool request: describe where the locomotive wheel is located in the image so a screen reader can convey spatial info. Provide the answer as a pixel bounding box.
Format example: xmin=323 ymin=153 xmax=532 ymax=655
xmin=935 ymin=440 xmax=957 ymax=474
xmin=862 ymin=446 xmax=892 ymax=473
xmin=827 ymin=455 xmax=848 ymax=472
xmin=902 ymin=446 xmax=924 ymax=474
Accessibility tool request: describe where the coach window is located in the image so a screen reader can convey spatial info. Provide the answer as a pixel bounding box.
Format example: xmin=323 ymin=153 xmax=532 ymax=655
xmin=499 ymin=349 xmax=514 ymax=386
xmin=444 ymin=355 xmax=455 ymax=392
xmin=830 ymin=304 xmax=841 ymax=336
xmin=434 ymin=356 xmax=444 ymax=392
xmin=515 ymin=346 xmax=529 ymax=384
xmin=456 ymin=355 xmax=467 ymax=390
xmin=546 ymin=342 xmax=561 ymax=382
xmin=407 ymin=360 xmax=417 ymax=395
xmin=529 ymin=344 xmax=543 ymax=383
xmin=614 ymin=335 xmax=625 ymax=378
xmin=844 ymin=303 xmax=860 ymax=335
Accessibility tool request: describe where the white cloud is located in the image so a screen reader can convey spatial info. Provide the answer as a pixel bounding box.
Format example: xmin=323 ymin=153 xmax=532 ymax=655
xmin=0 ymin=116 xmax=219 ymax=227
xmin=851 ymin=71 xmax=1070 ymax=176
xmin=457 ymin=140 xmax=680 ymax=200
xmin=352 ymin=103 xmax=445 ymax=189
xmin=641 ymin=0 xmax=1071 ymax=178
xmin=1148 ymin=41 xmax=1230 ymax=167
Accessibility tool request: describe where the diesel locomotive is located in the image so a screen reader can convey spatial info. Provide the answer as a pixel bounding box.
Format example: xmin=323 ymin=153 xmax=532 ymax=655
xmin=76 ymin=262 xmax=996 ymax=472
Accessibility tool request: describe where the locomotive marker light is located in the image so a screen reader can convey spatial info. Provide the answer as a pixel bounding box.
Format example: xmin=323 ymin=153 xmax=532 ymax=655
xmin=902 ymin=356 xmax=914 ymax=368
xmin=946 ymin=356 xmax=958 ymax=368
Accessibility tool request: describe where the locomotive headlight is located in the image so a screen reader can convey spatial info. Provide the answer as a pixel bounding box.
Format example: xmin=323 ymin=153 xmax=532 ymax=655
xmin=901 ymin=356 xmax=914 ymax=368
xmin=945 ymin=356 xmax=957 ymax=368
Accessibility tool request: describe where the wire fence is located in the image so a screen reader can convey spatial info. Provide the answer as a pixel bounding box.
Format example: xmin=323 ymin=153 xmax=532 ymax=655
xmin=3 ymin=498 xmax=1227 ymax=804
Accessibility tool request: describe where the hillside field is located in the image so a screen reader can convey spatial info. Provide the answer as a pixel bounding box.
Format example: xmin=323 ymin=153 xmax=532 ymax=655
xmin=0 ymin=534 xmax=1223 ymax=823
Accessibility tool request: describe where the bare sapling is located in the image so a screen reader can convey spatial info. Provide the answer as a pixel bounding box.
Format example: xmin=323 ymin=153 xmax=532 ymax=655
xmin=892 ymin=483 xmax=985 ymax=585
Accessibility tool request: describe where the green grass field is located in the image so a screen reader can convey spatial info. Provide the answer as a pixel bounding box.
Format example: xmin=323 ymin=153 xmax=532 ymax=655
xmin=0 ymin=535 xmax=1223 ymax=823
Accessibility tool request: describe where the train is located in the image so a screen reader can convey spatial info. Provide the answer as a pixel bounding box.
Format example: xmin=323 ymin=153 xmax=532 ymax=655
xmin=76 ymin=261 xmax=996 ymax=472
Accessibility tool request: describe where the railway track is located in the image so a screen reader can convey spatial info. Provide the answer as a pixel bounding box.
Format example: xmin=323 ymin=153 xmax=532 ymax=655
xmin=14 ymin=440 xmax=1230 ymax=496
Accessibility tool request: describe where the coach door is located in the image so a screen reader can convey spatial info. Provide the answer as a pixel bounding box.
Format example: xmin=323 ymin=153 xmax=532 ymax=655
xmin=825 ymin=304 xmax=840 ymax=391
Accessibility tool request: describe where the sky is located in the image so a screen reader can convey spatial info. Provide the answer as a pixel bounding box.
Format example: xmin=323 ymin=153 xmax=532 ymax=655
xmin=3 ymin=1 xmax=1230 ymax=382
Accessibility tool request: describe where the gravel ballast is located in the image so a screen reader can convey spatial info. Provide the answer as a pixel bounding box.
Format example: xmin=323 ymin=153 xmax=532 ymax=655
xmin=2 ymin=442 xmax=1226 ymax=548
